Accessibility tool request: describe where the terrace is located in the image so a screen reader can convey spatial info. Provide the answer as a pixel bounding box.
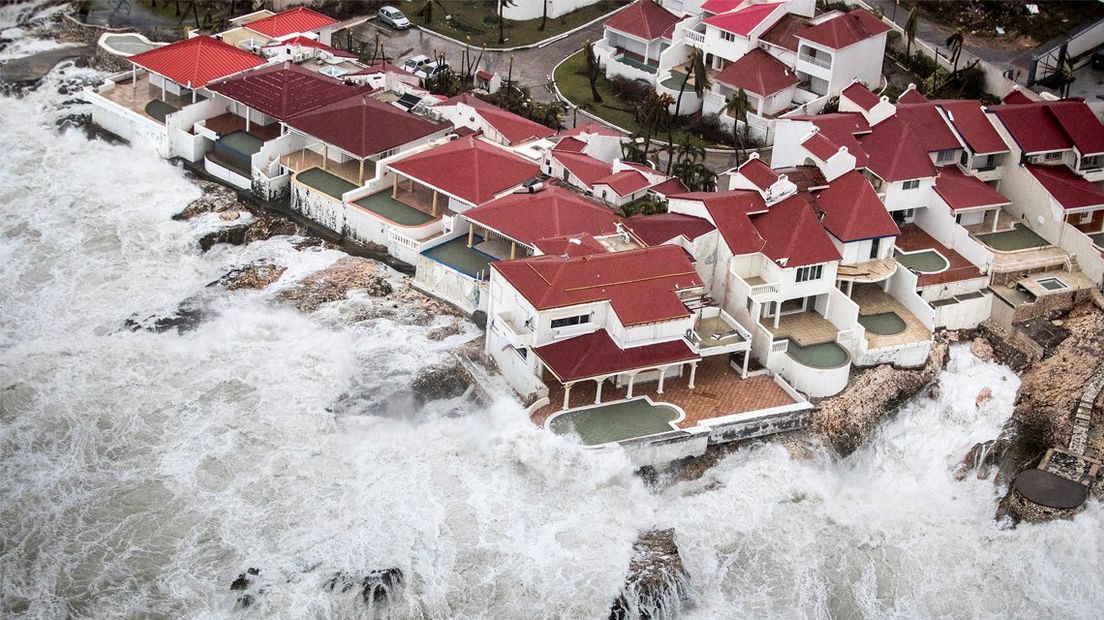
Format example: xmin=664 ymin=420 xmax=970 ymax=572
xmin=760 ymin=309 xmax=838 ymax=346
xmin=851 ymin=283 xmax=932 ymax=349
xmin=420 ymin=236 xmax=496 ymax=279
xmin=281 ymin=148 xmax=368 ymax=186
xmin=99 ymin=73 xmax=193 ymax=123
xmin=896 ymin=225 xmax=986 ymax=287
xmin=532 ymin=358 xmax=798 ymax=433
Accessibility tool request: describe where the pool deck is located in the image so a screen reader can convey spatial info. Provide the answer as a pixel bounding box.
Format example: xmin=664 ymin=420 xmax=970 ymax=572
xmin=354 ymin=191 xmax=437 ymax=227
xmin=295 ymin=167 xmax=358 ymax=199
xmin=282 ymin=149 xmax=366 ymax=186
xmin=896 ymin=225 xmax=986 ymax=286
xmin=204 ymin=112 xmax=280 ymax=142
xmin=851 ymin=284 xmax=932 ymax=349
xmin=532 ymin=358 xmax=797 ymax=430
xmin=98 ymin=73 xmax=191 ymax=124
xmin=975 ymin=224 xmax=1051 ymax=252
xmin=421 ymin=236 xmax=496 ymax=278
xmin=760 ymin=311 xmax=838 ymax=346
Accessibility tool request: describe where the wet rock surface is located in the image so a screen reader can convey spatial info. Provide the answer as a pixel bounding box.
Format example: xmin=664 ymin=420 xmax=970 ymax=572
xmin=198 ymin=215 xmax=301 ymax=252
xmin=214 ymin=262 xmax=287 ymax=291
xmin=411 ymin=360 xmax=473 ymax=405
xmin=278 ymin=257 xmax=393 ymax=312
xmin=124 ymin=296 xmax=207 ymax=334
xmin=609 ymin=529 xmax=691 ymax=620
xmin=344 ymin=282 xmax=463 ymax=326
xmin=173 ymin=181 xmax=239 ymax=221
xmin=814 ymin=339 xmax=950 ymax=455
xmin=324 ymin=568 xmax=404 ymax=606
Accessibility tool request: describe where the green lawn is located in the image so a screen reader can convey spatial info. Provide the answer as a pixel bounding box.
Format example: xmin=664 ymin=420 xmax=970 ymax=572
xmin=554 ymin=50 xmax=707 ymax=147
xmin=414 ymin=0 xmax=628 ymax=49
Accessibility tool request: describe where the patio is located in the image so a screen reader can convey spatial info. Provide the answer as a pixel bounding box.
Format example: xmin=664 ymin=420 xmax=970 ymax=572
xmin=850 ymin=284 xmax=932 ymax=349
xmin=100 ymin=73 xmax=192 ymax=123
xmin=353 ymin=191 xmax=437 ymax=227
xmin=204 ymin=112 xmax=280 ymax=142
xmin=547 ymin=398 xmax=681 ymax=446
xmin=760 ymin=310 xmax=838 ymax=346
xmin=532 ymin=358 xmax=798 ymax=430
xmin=975 ymin=224 xmax=1051 ymax=252
xmin=281 ymin=148 xmax=367 ymax=186
xmin=295 ymin=167 xmax=357 ymax=199
xmin=896 ymin=225 xmax=986 ymax=287
xmin=421 ymin=236 xmax=496 ymax=279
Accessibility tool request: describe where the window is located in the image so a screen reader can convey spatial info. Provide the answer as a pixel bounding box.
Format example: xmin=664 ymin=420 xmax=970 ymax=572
xmin=1082 ymin=155 xmax=1104 ymax=170
xmin=902 ymin=179 xmax=921 ymax=190
xmin=1044 ymin=151 xmax=1062 ymax=161
xmin=515 ymin=347 xmax=528 ymax=360
xmin=936 ymin=149 xmax=956 ymax=163
xmin=720 ymin=30 xmax=735 ymax=42
xmin=869 ymin=237 xmax=881 ymax=260
xmin=746 ymin=297 xmax=753 ymax=314
xmin=551 ymin=314 xmax=590 ymax=329
xmin=959 ymin=151 xmax=969 ymax=166
xmin=1078 ymin=211 xmax=1094 ymax=224
xmin=562 ymin=169 xmax=569 ymax=181
xmin=796 ymin=264 xmax=823 ymax=283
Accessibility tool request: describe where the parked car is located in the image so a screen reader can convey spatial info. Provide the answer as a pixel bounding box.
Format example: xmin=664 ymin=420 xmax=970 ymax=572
xmin=402 ymin=54 xmax=432 ymax=74
xmin=377 ymin=6 xmax=411 ymax=30
xmin=416 ymin=61 xmax=451 ymax=80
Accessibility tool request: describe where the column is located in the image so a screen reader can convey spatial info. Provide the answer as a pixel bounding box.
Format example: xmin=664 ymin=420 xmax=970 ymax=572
xmin=131 ymin=65 xmax=136 ymax=92
xmin=594 ymin=378 xmax=604 ymax=404
xmin=626 ymin=374 xmax=636 ymax=399
xmin=358 ymin=159 xmax=365 ymax=185
xmin=510 ymin=241 xmax=517 ymax=260
xmin=392 ymin=174 xmax=399 ymax=198
xmin=741 ymin=350 xmax=750 ymax=379
xmin=160 ymin=79 xmax=166 ymax=100
xmin=467 ymin=223 xmax=475 ymax=247
xmin=688 ymin=362 xmax=698 ymax=389
xmin=774 ymin=308 xmax=780 ymax=329
xmin=431 ymin=191 xmax=439 ymax=217
xmin=657 ymin=368 xmax=666 ymax=395
xmin=562 ymin=382 xmax=573 ymax=410
xmin=848 ymin=280 xmax=854 ymax=297
xmin=323 ymin=145 xmax=329 ymax=171
xmin=991 ymin=209 xmax=1000 ymax=232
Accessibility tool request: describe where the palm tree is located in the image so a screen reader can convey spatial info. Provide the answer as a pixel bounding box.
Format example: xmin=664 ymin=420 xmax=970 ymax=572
xmin=539 ymin=0 xmax=548 ymax=31
xmin=667 ymin=48 xmax=711 ymax=174
xmin=582 ymin=40 xmax=603 ymax=103
xmin=641 ymin=92 xmax=674 ymax=159
xmin=676 ymin=139 xmax=705 ymax=165
xmin=946 ymin=29 xmax=965 ymax=75
xmin=905 ymin=6 xmax=918 ymax=64
xmin=721 ymin=88 xmax=750 ymax=166
xmin=621 ymin=134 xmax=649 ymax=164
xmin=499 ymin=0 xmax=516 ymax=45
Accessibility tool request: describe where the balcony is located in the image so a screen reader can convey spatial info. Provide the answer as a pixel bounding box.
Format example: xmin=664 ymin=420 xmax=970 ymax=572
xmin=682 ymin=29 xmax=705 ymax=47
xmin=797 ymin=52 xmax=831 ymax=69
xmin=689 ymin=307 xmax=751 ymax=357
xmin=495 ymin=312 xmax=533 ymax=349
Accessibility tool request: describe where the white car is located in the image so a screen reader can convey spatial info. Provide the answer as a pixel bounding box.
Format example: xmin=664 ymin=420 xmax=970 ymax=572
xmin=402 ymin=54 xmax=432 ymax=74
xmin=378 ymin=6 xmax=411 ymax=30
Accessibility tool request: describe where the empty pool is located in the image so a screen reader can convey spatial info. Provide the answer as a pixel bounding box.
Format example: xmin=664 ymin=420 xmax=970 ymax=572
xmin=98 ymin=33 xmax=164 ymax=56
xmin=548 ymin=398 xmax=681 ymax=446
xmin=894 ymin=249 xmax=948 ymax=273
xmin=858 ymin=312 xmax=907 ymax=335
xmin=785 ymin=339 xmax=849 ymax=369
xmin=1037 ymin=277 xmax=1068 ymax=291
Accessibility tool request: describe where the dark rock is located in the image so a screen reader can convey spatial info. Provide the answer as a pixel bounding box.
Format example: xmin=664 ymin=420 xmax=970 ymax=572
xmin=125 ymin=297 xmax=206 ymax=334
xmin=174 ymin=182 xmax=239 ymax=221
xmin=247 ymin=567 xmax=260 ymax=576
xmin=411 ymin=361 xmax=472 ymax=405
xmin=470 ymin=309 xmax=487 ymax=330
xmin=198 ymin=224 xmax=249 ymax=252
xmin=242 ymin=216 xmax=299 ymax=244
xmin=278 ymin=257 xmax=392 ymax=312
xmin=426 ymin=320 xmax=463 ymax=341
xmin=230 ymin=574 xmax=249 ymax=591
xmin=213 ymin=262 xmax=286 ymax=291
xmin=609 ymin=529 xmax=691 ymax=620
xmin=325 ymin=568 xmax=404 ymax=605
xmin=235 ymin=594 xmax=254 ymax=609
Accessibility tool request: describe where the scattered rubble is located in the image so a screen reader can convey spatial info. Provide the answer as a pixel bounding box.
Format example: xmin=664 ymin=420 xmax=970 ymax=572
xmin=411 ymin=360 xmax=473 ymax=405
xmin=278 ymin=257 xmax=393 ymax=312
xmin=214 ymin=262 xmax=286 ymax=291
xmin=609 ymin=529 xmax=692 ymax=620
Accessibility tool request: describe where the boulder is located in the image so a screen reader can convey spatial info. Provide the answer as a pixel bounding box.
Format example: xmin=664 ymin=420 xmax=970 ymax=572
xmin=230 ymin=574 xmax=250 ymax=591
xmin=975 ymin=387 xmax=993 ymax=406
xmin=325 ymin=568 xmax=404 ymax=606
xmin=242 ymin=216 xmax=299 ymax=244
xmin=278 ymin=257 xmax=392 ymax=312
xmin=609 ymin=529 xmax=691 ymax=620
xmin=173 ymin=181 xmax=239 ymax=220
xmin=411 ymin=361 xmax=472 ymax=405
xmin=970 ymin=337 xmax=993 ymax=360
xmin=124 ymin=296 xmax=206 ymax=334
xmin=345 ymin=282 xmax=461 ymax=326
xmin=426 ymin=320 xmax=463 ymax=341
xmin=215 ymin=262 xmax=287 ymax=291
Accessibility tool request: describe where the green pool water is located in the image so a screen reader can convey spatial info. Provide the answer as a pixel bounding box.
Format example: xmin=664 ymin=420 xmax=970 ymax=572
xmin=858 ymin=312 xmax=907 ymax=335
xmin=548 ymin=398 xmax=680 ymax=446
xmin=421 ymin=236 xmax=495 ymax=279
xmin=1089 ymin=232 xmax=1104 ymax=248
xmin=895 ymin=249 xmax=948 ymax=273
xmin=219 ymin=131 xmax=263 ymax=156
xmin=976 ymin=224 xmax=1050 ymax=252
xmin=354 ymin=191 xmax=436 ymax=226
xmin=785 ymin=339 xmax=849 ymax=369
xmin=297 ymin=168 xmax=358 ymax=199
xmin=144 ymin=99 xmax=177 ymax=123
xmin=614 ymin=55 xmax=657 ymax=74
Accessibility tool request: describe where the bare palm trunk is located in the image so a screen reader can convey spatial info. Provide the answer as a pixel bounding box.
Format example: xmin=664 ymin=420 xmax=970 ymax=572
xmin=668 ymin=71 xmax=691 ymax=175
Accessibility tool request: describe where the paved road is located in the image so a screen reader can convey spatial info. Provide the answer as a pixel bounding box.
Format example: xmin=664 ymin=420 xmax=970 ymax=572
xmin=350 ymin=20 xmax=605 ymax=103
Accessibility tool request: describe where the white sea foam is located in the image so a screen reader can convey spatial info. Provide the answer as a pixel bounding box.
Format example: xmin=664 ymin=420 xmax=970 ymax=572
xmin=1 ymin=6 xmax=1102 ymax=619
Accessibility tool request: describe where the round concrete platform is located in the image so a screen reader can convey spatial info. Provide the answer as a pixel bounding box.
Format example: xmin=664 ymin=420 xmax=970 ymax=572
xmin=1013 ymin=469 xmax=1088 ymax=510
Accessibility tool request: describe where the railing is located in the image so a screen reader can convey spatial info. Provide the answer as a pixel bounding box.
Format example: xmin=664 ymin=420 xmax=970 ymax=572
xmin=798 ymin=52 xmax=831 ymax=69
xmin=682 ymin=29 xmax=705 ymax=46
xmin=495 ymin=312 xmax=533 ymax=348
xmin=749 ymin=281 xmax=781 ymax=297
xmin=771 ymin=339 xmax=789 ymax=353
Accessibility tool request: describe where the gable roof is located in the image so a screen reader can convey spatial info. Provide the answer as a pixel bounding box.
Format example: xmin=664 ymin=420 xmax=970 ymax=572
xmin=554 ymin=151 xmax=614 ymax=186
xmin=736 ymin=156 xmax=781 ymax=190
xmin=262 ymin=35 xmax=356 ymax=58
xmin=802 ymin=131 xmax=841 ymax=161
xmin=933 ymin=166 xmax=1011 ymax=211
xmin=129 ymin=35 xmax=265 ymax=89
xmin=798 ymin=9 xmax=890 ymax=49
xmin=675 ymin=191 xmax=767 ymax=256
xmin=389 ymin=136 xmax=540 ymax=205
xmin=624 ymin=213 xmax=715 ymax=245
xmin=897 ymin=87 xmax=928 ymax=104
xmin=648 ymin=177 xmax=691 ymax=197
xmin=896 ymin=103 xmax=962 ymax=152
xmin=988 ymin=99 xmax=1104 ymax=156
xmin=1002 ymin=89 xmax=1035 ymax=105
xmin=758 ymin=11 xmax=807 ymax=52
xmin=812 ymin=171 xmax=899 ymax=241
xmin=701 ymin=0 xmax=747 ymax=14
xmin=207 ymin=62 xmax=359 ymax=121
xmin=841 ymin=81 xmax=880 ymax=111
xmin=553 ymin=136 xmax=587 ymax=153
xmin=795 ymin=112 xmax=871 ymax=166
xmin=463 ymin=186 xmax=621 ymax=246
xmin=559 ymin=122 xmax=624 ymax=138
xmin=534 ymin=329 xmax=698 ymax=382
xmin=1027 ymin=164 xmax=1104 ymax=211
xmin=703 ymin=2 xmax=783 ymax=37
xmin=860 ymin=116 xmax=936 ymax=181
xmin=594 ymin=169 xmax=651 ymax=196
xmin=442 ymin=93 xmax=556 ymax=145
xmin=533 ymin=233 xmax=609 ymax=258
xmin=244 ymin=7 xmax=337 ymax=38
xmin=1048 ymin=101 xmax=1104 ymax=156
xmin=715 ymin=48 xmax=799 ymax=96
xmin=492 ymin=244 xmax=702 ymax=325
xmin=752 ymin=195 xmax=842 ymax=267
xmin=937 ymin=100 xmax=1009 ymax=155
xmin=285 ymin=94 xmax=449 ymax=158
xmin=604 ymin=0 xmax=681 ymax=40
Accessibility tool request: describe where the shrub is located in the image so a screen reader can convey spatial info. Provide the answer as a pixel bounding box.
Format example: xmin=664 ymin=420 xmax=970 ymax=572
xmin=608 ymin=75 xmax=653 ymax=102
xmin=687 ymin=114 xmax=731 ymax=145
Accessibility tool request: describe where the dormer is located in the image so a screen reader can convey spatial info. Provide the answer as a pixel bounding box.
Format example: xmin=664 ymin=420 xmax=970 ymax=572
xmin=730 ymin=153 xmax=798 ymax=202
xmin=839 ymin=80 xmax=895 ymax=126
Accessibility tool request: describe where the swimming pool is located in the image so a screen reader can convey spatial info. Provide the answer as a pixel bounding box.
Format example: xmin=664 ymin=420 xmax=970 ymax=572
xmin=976 ymin=224 xmax=1050 ymax=252
xmin=894 ymin=249 xmax=948 ymax=273
xmin=784 ymin=339 xmax=849 ymax=369
xmin=547 ymin=398 xmax=682 ymax=446
xmin=858 ymin=312 xmax=907 ymax=335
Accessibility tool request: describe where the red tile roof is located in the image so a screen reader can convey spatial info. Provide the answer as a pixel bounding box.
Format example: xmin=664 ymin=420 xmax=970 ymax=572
xmin=797 ymin=9 xmax=890 ymax=49
xmin=554 ymin=151 xmax=614 ymax=186
xmin=753 ymin=194 xmax=842 ymax=267
xmin=594 ymin=170 xmax=651 ymax=196
xmin=558 ymin=122 xmax=624 ymax=138
xmin=937 ymin=100 xmax=1009 ymax=155
xmin=988 ymin=100 xmax=1104 ymax=155
xmin=262 ymin=35 xmax=355 ymax=58
xmin=389 ymin=136 xmax=541 ymax=205
xmin=715 ymin=48 xmax=799 ymax=96
xmin=244 ymin=7 xmax=337 ymax=38
xmin=604 ymin=0 xmax=681 ymax=40
xmin=802 ymin=131 xmax=841 ymax=161
xmin=758 ymin=12 xmax=808 ymax=52
xmin=896 ymin=103 xmax=962 ymax=152
xmin=533 ymin=233 xmax=609 ymax=258
xmin=736 ymin=156 xmax=780 ymax=190
xmin=129 ymin=35 xmax=265 ymax=88
xmin=441 ymin=93 xmax=556 ymax=145
xmin=285 ymin=94 xmax=449 ymax=158
xmin=625 ymin=213 xmax=715 ymax=245
xmin=897 ymin=87 xmax=928 ymax=104
xmin=796 ymin=112 xmax=871 ymax=166
xmin=703 ymin=2 xmax=783 ymax=37
xmin=701 ymin=0 xmax=747 ymax=14
xmin=841 ymin=81 xmax=880 ymax=111
xmin=534 ymin=329 xmax=698 ymax=382
xmin=674 ymin=191 xmax=767 ymax=256
xmin=553 ymin=136 xmax=587 ymax=153
xmin=860 ymin=116 xmax=936 ymax=181
xmin=207 ymin=62 xmax=359 ymax=121
xmin=1028 ymin=164 xmax=1104 ymax=211
xmin=1002 ymin=89 xmax=1034 ymax=105
xmin=1048 ymin=101 xmax=1104 ymax=156
xmin=648 ymin=178 xmax=690 ymax=197
xmin=463 ymin=186 xmax=621 ymax=246
xmin=932 ymin=166 xmax=1011 ymax=211
xmin=492 ymin=245 xmax=702 ymax=326
xmin=812 ymin=171 xmax=898 ymax=241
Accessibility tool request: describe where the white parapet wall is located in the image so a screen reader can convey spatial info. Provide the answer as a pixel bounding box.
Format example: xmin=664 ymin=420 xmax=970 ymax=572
xmin=501 ymin=0 xmax=603 ymax=21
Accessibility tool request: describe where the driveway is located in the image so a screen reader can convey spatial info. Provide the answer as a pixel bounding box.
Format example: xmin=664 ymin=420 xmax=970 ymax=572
xmin=350 ymin=19 xmax=605 ymax=103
